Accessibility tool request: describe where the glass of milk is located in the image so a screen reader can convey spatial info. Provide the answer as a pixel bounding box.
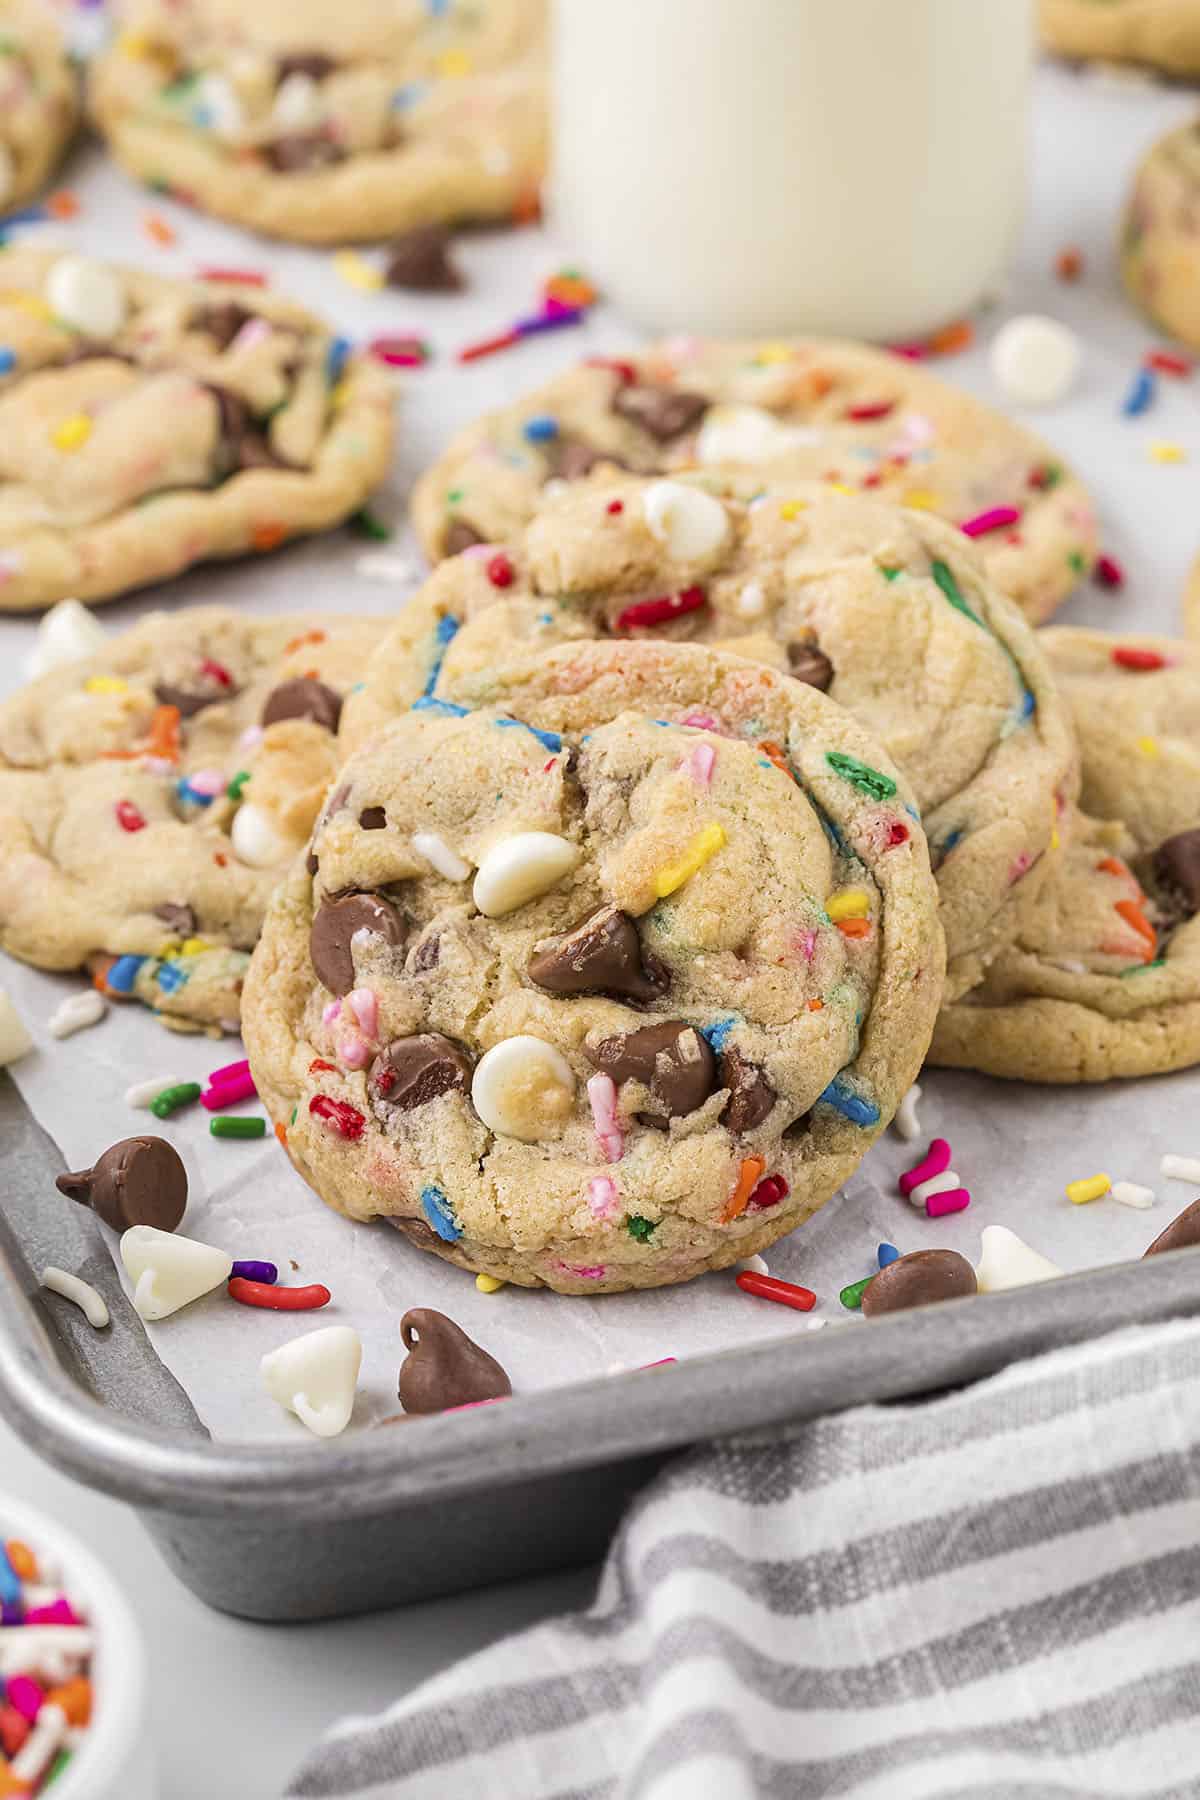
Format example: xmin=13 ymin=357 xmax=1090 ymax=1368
xmin=551 ymin=0 xmax=1033 ymax=340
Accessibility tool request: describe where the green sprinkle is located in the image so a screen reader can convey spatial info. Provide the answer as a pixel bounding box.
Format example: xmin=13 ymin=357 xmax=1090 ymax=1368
xmin=43 ymin=1749 xmax=73 ymax=1789
xmin=150 ymin=1081 xmax=202 ymax=1118
xmin=1067 ymin=549 xmax=1087 ymax=574
xmin=879 ymin=565 xmax=903 ymax=581
xmin=226 ymin=770 xmax=250 ymax=801
xmin=210 ymin=1116 xmax=267 ymax=1139
xmin=930 ymin=558 xmax=984 ymax=628
xmin=1119 ymin=958 xmax=1166 ymax=977
xmin=290 ymin=1105 xmax=298 ymax=1124
xmin=1036 ymin=463 xmax=1063 ymax=490
xmin=446 ymin=487 xmax=464 ymax=505
xmin=351 ymin=507 xmax=391 ymax=541
xmin=825 ymin=750 xmax=897 ymax=802
xmin=840 ymin=1274 xmax=875 ymax=1310
xmin=626 ymin=1215 xmax=658 ymax=1242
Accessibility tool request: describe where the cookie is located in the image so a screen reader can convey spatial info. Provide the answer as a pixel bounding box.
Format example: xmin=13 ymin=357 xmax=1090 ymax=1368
xmin=931 ymin=629 xmax=1200 ymax=1081
xmin=1040 ymin=0 xmax=1200 ymax=74
xmin=88 ymin=0 xmax=546 ymax=244
xmin=0 ymin=247 xmax=393 ymax=610
xmin=1121 ymin=119 xmax=1200 ymax=348
xmin=0 ymin=0 xmax=78 ymax=216
xmin=343 ymin=477 xmax=1078 ymax=1001
xmin=0 ymin=607 xmax=385 ymax=1030
xmin=244 ymin=640 xmax=944 ymax=1294
xmin=411 ymin=339 xmax=1099 ymax=624
xmin=1185 ymin=551 xmax=1200 ymax=640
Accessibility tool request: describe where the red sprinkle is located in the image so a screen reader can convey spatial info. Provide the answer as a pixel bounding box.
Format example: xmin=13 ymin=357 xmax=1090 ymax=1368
xmin=1027 ymin=464 xmax=1056 ymax=490
xmin=615 ymin=585 xmax=706 ymax=631
xmin=1095 ymin=554 xmax=1125 ymax=589
xmin=887 ymin=821 xmax=910 ymax=847
xmin=115 ymin=799 xmax=146 ymax=833
xmin=309 ymin=1095 xmax=366 ymax=1140
xmin=1146 ymin=350 xmax=1192 ymax=377
xmin=309 ymin=1058 xmax=337 ymax=1073
xmin=200 ymin=656 xmax=233 ymax=688
xmin=1055 ymin=246 xmax=1084 ymax=282
xmin=735 ymin=1271 xmax=817 ymax=1312
xmin=228 ymin=1278 xmax=331 ymax=1311
xmin=1112 ymin=645 xmax=1165 ymax=671
xmin=606 ymin=499 xmax=624 ymax=515
xmin=889 ymin=342 xmax=929 ymax=362
xmin=845 ymin=400 xmax=895 ymax=421
xmin=586 ymin=356 xmax=637 ymax=385
xmin=486 ymin=552 xmax=515 ymax=588
xmin=960 ymin=505 xmax=1021 ymax=538
xmin=746 ymin=1174 xmax=789 ymax=1212
xmin=198 ymin=266 xmax=267 ymax=286
xmin=458 ymin=328 xmax=520 ymax=364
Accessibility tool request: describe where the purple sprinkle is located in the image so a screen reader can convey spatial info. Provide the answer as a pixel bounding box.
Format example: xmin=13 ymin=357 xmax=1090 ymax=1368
xmin=515 ymin=308 xmax=585 ymax=338
xmin=1 ymin=1600 xmax=24 ymax=1625
xmin=231 ymin=1259 xmax=278 ymax=1284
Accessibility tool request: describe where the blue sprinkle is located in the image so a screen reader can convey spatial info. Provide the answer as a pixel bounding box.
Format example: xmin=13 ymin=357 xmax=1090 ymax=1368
xmin=426 ymin=0 xmax=450 ymax=13
xmin=0 ymin=348 xmax=15 ymax=375
xmin=537 ymin=612 xmax=554 ymax=625
xmin=878 ymin=1242 xmax=900 ymax=1269
xmin=421 ymin=613 xmax=461 ymax=696
xmin=1122 ymin=367 xmax=1155 ymax=417
xmin=106 ymin=954 xmax=147 ymax=994
xmin=0 ymin=1545 xmax=20 ymax=1608
xmin=699 ymin=1017 xmax=737 ymax=1053
xmin=1020 ymin=688 xmax=1036 ymax=721
xmin=2 ymin=205 xmax=47 ymax=228
xmin=421 ymin=1185 xmax=461 ymax=1242
xmin=412 ymin=696 xmax=470 ymax=718
xmin=326 ymin=336 xmax=351 ymax=385
xmin=938 ymin=827 xmax=965 ymax=860
xmin=176 ymin=778 xmax=215 ymax=808
xmin=818 ymin=1077 xmax=880 ymax=1127
xmin=391 ymin=81 xmax=430 ymax=111
xmin=494 ymin=716 xmax=564 ymax=754
xmin=156 ymin=961 xmax=189 ymax=993
xmin=905 ymin=803 xmax=921 ymax=824
xmin=817 ymin=809 xmax=846 ymax=855
xmin=522 ymin=414 xmax=560 ymax=443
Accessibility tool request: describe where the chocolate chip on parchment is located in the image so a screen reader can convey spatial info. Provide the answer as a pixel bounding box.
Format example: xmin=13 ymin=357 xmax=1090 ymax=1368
xmin=309 ymin=892 xmax=406 ymax=994
xmin=384 ymin=224 xmax=463 ymax=292
xmin=359 ymin=806 xmax=387 ymax=830
xmin=275 ymin=51 xmax=339 ymax=82
xmin=529 ymin=905 xmax=669 ymax=1002
xmin=586 ymin=1020 xmax=716 ymax=1126
xmin=369 ymin=1033 xmax=472 ymax=1118
xmin=860 ymin=1248 xmax=977 ymax=1318
xmin=56 ymin=1135 xmax=187 ymax=1233
xmin=718 ymin=1046 xmax=776 ymax=1133
xmin=443 ymin=518 xmax=485 ymax=556
xmin=786 ymin=639 xmax=835 ymax=691
xmin=263 ymin=131 xmax=347 ymax=173
xmin=1144 ymin=1197 xmax=1200 ymax=1258
xmin=612 ymin=384 xmax=708 ymax=442
xmin=1152 ymin=828 xmax=1200 ymax=916
xmin=153 ymin=902 xmax=197 ymax=937
xmin=261 ymin=677 xmax=342 ymax=732
xmin=398 ymin=1308 xmax=511 ymax=1414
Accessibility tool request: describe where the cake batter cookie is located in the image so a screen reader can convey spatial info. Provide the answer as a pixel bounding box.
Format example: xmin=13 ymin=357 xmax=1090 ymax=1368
xmin=0 ymin=0 xmax=78 ymax=216
xmin=88 ymin=0 xmax=546 ymax=244
xmin=932 ymin=629 xmax=1200 ymax=1080
xmin=244 ymin=641 xmax=944 ymax=1293
xmin=1040 ymin=0 xmax=1200 ymax=75
xmin=0 ymin=607 xmax=386 ymax=1030
xmin=344 ymin=478 xmax=1077 ymax=1000
xmin=0 ymin=247 xmax=393 ymax=611
xmin=1121 ymin=119 xmax=1200 ymax=347
xmin=411 ymin=338 xmax=1099 ymax=624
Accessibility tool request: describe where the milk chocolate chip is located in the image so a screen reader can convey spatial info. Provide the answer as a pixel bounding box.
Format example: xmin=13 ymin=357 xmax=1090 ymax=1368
xmin=719 ymin=1047 xmax=776 ymax=1133
xmin=275 ymin=50 xmax=338 ymax=82
xmin=1144 ymin=1197 xmax=1200 ymax=1258
xmin=861 ymin=1248 xmax=977 ymax=1318
xmin=369 ymin=1033 xmax=472 ymax=1118
xmin=528 ymin=905 xmax=669 ymax=1002
xmin=612 ymin=384 xmax=708 ymax=442
xmin=444 ymin=518 xmax=484 ymax=556
xmin=154 ymin=902 xmax=197 ymax=937
xmin=263 ymin=131 xmax=347 ymax=172
xmin=192 ymin=301 xmax=254 ymax=350
xmin=545 ymin=438 xmax=611 ymax=482
xmin=309 ymin=892 xmax=406 ymax=994
xmin=359 ymin=806 xmax=387 ymax=830
xmin=787 ymin=639 xmax=835 ymax=691
xmin=261 ymin=677 xmax=342 ymax=732
xmin=208 ymin=385 xmax=288 ymax=476
xmin=56 ymin=1136 xmax=187 ymax=1233
xmin=154 ymin=672 xmax=237 ymax=717
xmin=384 ymin=224 xmax=463 ymax=292
xmin=587 ymin=1020 xmax=716 ymax=1126
xmin=1152 ymin=828 xmax=1200 ymax=916
xmin=410 ymin=931 xmax=441 ymax=973
xmin=398 ymin=1308 xmax=511 ymax=1414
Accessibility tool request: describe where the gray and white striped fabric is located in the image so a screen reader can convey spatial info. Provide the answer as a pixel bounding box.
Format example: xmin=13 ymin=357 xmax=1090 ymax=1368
xmin=286 ymin=1317 xmax=1200 ymax=1799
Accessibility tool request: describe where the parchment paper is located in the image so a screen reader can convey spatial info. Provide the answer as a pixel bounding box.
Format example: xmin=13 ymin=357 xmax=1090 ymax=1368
xmin=2 ymin=60 xmax=1198 ymax=1444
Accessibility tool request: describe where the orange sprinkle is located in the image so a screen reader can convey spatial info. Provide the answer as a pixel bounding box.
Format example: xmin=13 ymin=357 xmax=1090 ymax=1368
xmin=1097 ymin=856 xmax=1128 ymax=879
xmin=5 ymin=1541 xmax=36 ymax=1581
xmin=807 ymin=998 xmax=824 ymax=1012
xmin=512 ymin=182 xmax=542 ymax=225
xmin=143 ymin=210 xmax=177 ymax=245
xmin=46 ymin=189 xmax=79 ymax=219
xmin=252 ymin=522 xmax=287 ymax=552
xmin=929 ymin=319 xmax=973 ymax=355
xmin=274 ymin=1121 xmax=288 ymax=1147
xmin=146 ymin=703 xmax=181 ymax=761
xmin=836 ymin=917 xmax=872 ymax=939
xmin=214 ymin=851 xmax=228 ymax=867
xmin=1055 ymin=245 xmax=1084 ymax=282
xmin=721 ymin=1155 xmax=766 ymax=1225
xmin=545 ymin=273 xmax=597 ymax=309
xmin=0 ymin=1754 xmax=31 ymax=1791
xmin=45 ymin=1678 xmax=92 ymax=1728
xmin=1115 ymin=898 xmax=1156 ymax=949
xmin=757 ymin=739 xmax=793 ymax=779
xmin=90 ymin=957 xmax=116 ymax=992
xmin=99 ymin=747 xmax=139 ymax=760
xmin=284 ymin=628 xmax=327 ymax=654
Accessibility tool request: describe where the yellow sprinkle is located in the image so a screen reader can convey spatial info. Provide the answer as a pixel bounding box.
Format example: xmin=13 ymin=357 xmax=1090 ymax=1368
xmin=1149 ymin=441 xmax=1186 ymax=463
xmin=117 ymin=30 xmax=161 ymax=58
xmin=1050 ymin=827 xmax=1060 ymax=851
xmin=157 ymin=939 xmax=181 ymax=958
xmin=475 ymin=1273 xmax=506 ymax=1294
xmin=4 ymin=291 xmax=52 ymax=320
xmin=332 ymin=249 xmax=384 ymax=293
xmin=826 ymin=888 xmax=871 ymax=923
xmin=779 ymin=500 xmax=808 ymax=521
xmin=329 ymin=378 xmax=352 ymax=411
xmin=653 ymin=822 xmax=727 ymax=898
xmin=180 ymin=936 xmax=211 ymax=957
xmin=83 ymin=674 xmax=127 ymax=695
xmin=1137 ymin=735 xmax=1160 ymax=758
xmin=52 ymin=413 xmax=91 ymax=452
xmin=902 ymin=489 xmax=941 ymax=511
xmin=754 ymin=343 xmax=795 ymax=365
xmin=1066 ymin=1172 xmax=1110 ymax=1207
xmin=436 ymin=48 xmax=472 ymax=76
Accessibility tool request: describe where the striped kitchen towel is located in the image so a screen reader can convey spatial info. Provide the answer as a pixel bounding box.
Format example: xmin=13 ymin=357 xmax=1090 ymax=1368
xmin=286 ymin=1315 xmax=1200 ymax=1799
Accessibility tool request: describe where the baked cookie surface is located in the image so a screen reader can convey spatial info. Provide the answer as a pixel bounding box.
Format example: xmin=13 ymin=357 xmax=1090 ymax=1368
xmin=89 ymin=0 xmax=546 ymax=243
xmin=0 ymin=247 xmax=393 ymax=610
xmin=343 ymin=479 xmax=1078 ymax=1001
xmin=931 ymin=629 xmax=1200 ymax=1081
xmin=1121 ymin=119 xmax=1200 ymax=349
xmin=1040 ymin=0 xmax=1200 ymax=74
xmin=245 ymin=641 xmax=944 ymax=1294
xmin=0 ymin=0 xmax=78 ymax=216
xmin=411 ymin=339 xmax=1099 ymax=625
xmin=0 ymin=607 xmax=386 ymax=1029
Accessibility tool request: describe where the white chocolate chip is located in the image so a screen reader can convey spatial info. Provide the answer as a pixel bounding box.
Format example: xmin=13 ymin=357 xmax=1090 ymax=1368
xmin=44 ymin=256 xmax=127 ymax=340
xmin=120 ymin=1227 xmax=233 ymax=1321
xmin=25 ymin=599 xmax=108 ymax=679
xmin=695 ymin=404 xmax=822 ymax=464
xmin=989 ymin=315 xmax=1081 ymax=409
xmin=472 ymin=832 xmax=578 ymax=917
xmin=642 ymin=480 xmax=730 ymax=562
xmin=0 ymin=145 xmax=13 ymax=210
xmin=41 ymin=1267 xmax=110 ymax=1330
xmin=196 ymin=72 xmax=245 ymax=138
xmin=0 ymin=987 xmax=32 ymax=1066
xmin=734 ymin=581 xmax=766 ymax=619
xmin=412 ymin=831 xmax=471 ymax=882
xmin=231 ymin=801 xmax=291 ymax=868
xmin=974 ymin=1225 xmax=1062 ymax=1295
xmin=272 ymin=71 xmax=321 ymax=128
xmin=471 ymin=1036 xmax=576 ymax=1141
xmin=261 ymin=1325 xmax=362 ymax=1438
xmin=47 ymin=990 xmax=106 ymax=1039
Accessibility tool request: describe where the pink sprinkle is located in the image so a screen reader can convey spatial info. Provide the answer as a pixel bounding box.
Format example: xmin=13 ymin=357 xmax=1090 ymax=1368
xmin=7 ymin=1676 xmax=43 ymax=1721
xmin=0 ymin=550 xmax=21 ymax=583
xmin=231 ymin=316 xmax=272 ymax=353
xmin=346 ymin=987 xmax=379 ymax=1040
xmin=926 ymin=1187 xmax=971 ymax=1219
xmin=588 ymin=1175 xmax=619 ymax=1220
xmin=899 ymin=1137 xmax=952 ymax=1197
xmin=1008 ymin=851 xmax=1033 ymax=885
xmin=557 ymin=1262 xmax=606 ymax=1280
xmin=140 ymin=755 xmax=175 ymax=776
xmin=798 ymin=929 xmax=817 ymax=964
xmin=587 ymin=1073 xmax=624 ymax=1163
xmin=186 ymin=768 xmax=226 ymax=798
xmin=679 ymin=710 xmax=724 ymax=732
xmin=24 ymin=1598 xmax=79 ymax=1626
xmin=200 ymin=1070 xmax=257 ymax=1109
xmin=688 ymin=743 xmax=715 ymax=787
xmin=208 ymin=1057 xmax=250 ymax=1086
xmin=461 ymin=542 xmax=498 ymax=561
xmin=338 ymin=1035 xmax=373 ymax=1071
xmin=890 ymin=341 xmax=930 ymax=361
xmin=238 ymin=725 xmax=264 ymax=752
xmin=322 ymin=999 xmax=342 ymax=1028
xmin=1095 ymin=553 xmax=1125 ymax=589
xmin=960 ymin=505 xmax=1021 ymax=539
xmin=638 ymin=1356 xmax=677 ymax=1368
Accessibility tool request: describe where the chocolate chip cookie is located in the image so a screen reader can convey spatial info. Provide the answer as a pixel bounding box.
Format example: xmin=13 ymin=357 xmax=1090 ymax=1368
xmin=1122 ymin=118 xmax=1200 ymax=349
xmin=1041 ymin=0 xmax=1200 ymax=75
xmin=0 ymin=0 xmax=78 ymax=216
xmin=411 ymin=338 xmax=1098 ymax=623
xmin=245 ymin=640 xmax=944 ymax=1293
xmin=0 ymin=607 xmax=385 ymax=1030
xmin=0 ymin=247 xmax=393 ymax=610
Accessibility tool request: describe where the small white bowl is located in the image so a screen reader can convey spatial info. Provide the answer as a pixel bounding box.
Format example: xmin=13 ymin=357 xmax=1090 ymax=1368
xmin=0 ymin=1494 xmax=152 ymax=1800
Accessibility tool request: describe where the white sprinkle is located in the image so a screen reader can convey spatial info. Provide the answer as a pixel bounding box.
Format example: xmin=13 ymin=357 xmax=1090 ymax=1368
xmin=412 ymin=831 xmax=471 ymax=882
xmin=126 ymin=1075 xmax=180 ymax=1108
xmin=355 ymin=551 xmax=420 ymax=585
xmin=0 ymin=987 xmax=33 ymax=1066
xmin=893 ymin=1081 xmax=922 ymax=1142
xmin=41 ymin=1267 xmax=110 ymax=1330
xmin=1053 ymin=958 xmax=1088 ymax=975
xmin=1161 ymin=1155 xmax=1200 ymax=1184
xmin=1111 ymin=1182 xmax=1155 ymax=1211
xmin=48 ymin=991 xmax=106 ymax=1039
xmin=737 ymin=1254 xmax=769 ymax=1276
xmin=24 ymin=598 xmax=108 ymax=679
xmin=0 ymin=1628 xmax=94 ymax=1677
xmin=734 ymin=581 xmax=766 ymax=619
xmin=10 ymin=1703 xmax=66 ymax=1783
xmin=473 ymin=832 xmax=577 ymax=918
xmin=807 ymin=1317 xmax=828 ymax=1331
xmin=910 ymin=1169 xmax=960 ymax=1208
